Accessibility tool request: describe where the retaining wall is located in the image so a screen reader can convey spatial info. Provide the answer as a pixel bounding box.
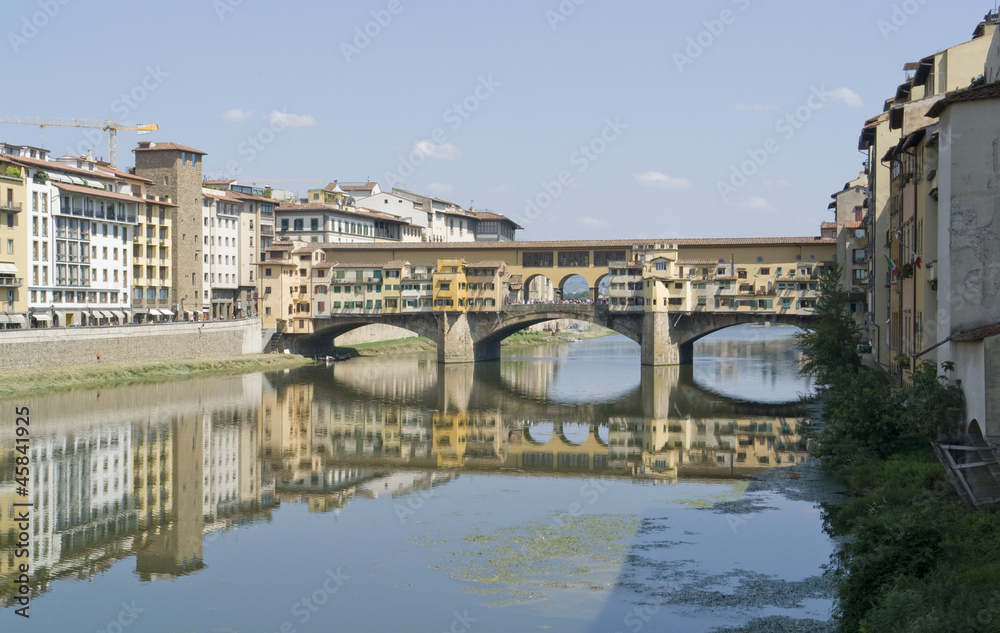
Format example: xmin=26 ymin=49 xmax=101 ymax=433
xmin=0 ymin=319 xmax=262 ymax=372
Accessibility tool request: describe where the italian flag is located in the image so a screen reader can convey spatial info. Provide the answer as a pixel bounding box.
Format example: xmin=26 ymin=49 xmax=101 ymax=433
xmin=885 ymin=253 xmax=898 ymax=276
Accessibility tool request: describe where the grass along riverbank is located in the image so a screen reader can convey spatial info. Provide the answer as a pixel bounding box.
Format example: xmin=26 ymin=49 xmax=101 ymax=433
xmin=798 ymin=264 xmax=1000 ymax=633
xmin=0 ymin=353 xmax=314 ymax=399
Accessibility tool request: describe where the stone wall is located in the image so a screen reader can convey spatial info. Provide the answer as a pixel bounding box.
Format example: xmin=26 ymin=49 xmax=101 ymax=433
xmin=0 ymin=319 xmax=261 ymax=372
xmin=333 ymin=324 xmax=421 ymax=346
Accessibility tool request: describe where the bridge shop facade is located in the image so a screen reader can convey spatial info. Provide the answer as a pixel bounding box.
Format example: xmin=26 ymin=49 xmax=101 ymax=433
xmin=257 ymin=234 xmax=836 ymax=365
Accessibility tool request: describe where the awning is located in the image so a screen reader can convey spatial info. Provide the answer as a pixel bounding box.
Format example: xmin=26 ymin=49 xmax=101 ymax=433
xmin=9 ymin=315 xmax=25 ymax=325
xmin=149 ymin=309 xmax=163 ymax=316
xmin=0 ymin=315 xmax=8 ymax=323
xmin=0 ymin=262 xmax=19 ymax=274
xmin=160 ymin=309 xmax=174 ymax=316
xmin=98 ymin=310 xmax=111 ymax=318
xmin=113 ymin=311 xmax=126 ymax=320
xmin=33 ymin=314 xmax=51 ymax=321
xmin=133 ymin=308 xmax=149 ymax=314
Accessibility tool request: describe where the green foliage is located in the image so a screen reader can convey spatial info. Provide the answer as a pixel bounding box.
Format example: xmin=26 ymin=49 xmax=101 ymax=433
xmin=263 ymin=186 xmax=273 ymax=199
xmin=905 ymin=360 xmax=965 ymax=440
xmin=4 ymin=165 xmax=20 ymax=178
xmin=813 ymin=367 xmax=916 ymax=477
xmin=795 ymin=263 xmax=863 ymax=387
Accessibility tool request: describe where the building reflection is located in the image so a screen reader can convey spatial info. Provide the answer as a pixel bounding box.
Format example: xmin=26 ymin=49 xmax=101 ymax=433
xmin=1 ymin=376 xmax=271 ymax=605
xmin=1 ymin=337 xmax=812 ymax=607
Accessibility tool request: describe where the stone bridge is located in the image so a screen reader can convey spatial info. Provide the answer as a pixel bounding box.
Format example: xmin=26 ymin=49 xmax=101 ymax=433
xmin=287 ymin=305 xmax=817 ymax=366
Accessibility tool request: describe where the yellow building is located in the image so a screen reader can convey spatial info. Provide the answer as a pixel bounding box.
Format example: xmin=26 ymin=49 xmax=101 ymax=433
xmin=432 ymin=258 xmax=467 ymax=311
xmin=464 ymin=261 xmax=506 ymax=311
xmin=0 ymin=158 xmax=27 ymax=325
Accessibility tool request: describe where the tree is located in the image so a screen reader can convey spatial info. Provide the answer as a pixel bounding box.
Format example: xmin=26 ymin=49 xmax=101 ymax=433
xmin=795 ymin=262 xmax=863 ymax=388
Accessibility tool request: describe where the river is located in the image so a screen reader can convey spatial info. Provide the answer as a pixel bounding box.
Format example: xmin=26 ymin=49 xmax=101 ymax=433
xmin=0 ymin=325 xmax=836 ymax=632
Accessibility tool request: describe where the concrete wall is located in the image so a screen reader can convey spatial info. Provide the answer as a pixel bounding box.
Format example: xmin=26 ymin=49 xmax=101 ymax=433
xmin=0 ymin=318 xmax=261 ymax=371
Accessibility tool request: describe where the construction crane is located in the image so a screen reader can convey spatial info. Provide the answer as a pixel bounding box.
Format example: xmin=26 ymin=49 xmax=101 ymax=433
xmin=0 ymin=117 xmax=159 ymax=169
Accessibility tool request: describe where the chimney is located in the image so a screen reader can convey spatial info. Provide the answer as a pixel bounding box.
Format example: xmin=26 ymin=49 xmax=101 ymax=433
xmin=137 ymin=141 xmax=152 ymax=149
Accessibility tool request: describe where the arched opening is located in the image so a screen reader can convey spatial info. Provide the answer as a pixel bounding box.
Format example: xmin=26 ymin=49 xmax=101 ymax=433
xmin=595 ymin=274 xmax=610 ymax=304
xmin=558 ymin=423 xmax=593 ymax=445
xmin=523 ymin=422 xmax=554 ymax=445
xmin=523 ymin=274 xmax=555 ymax=303
xmin=558 ymin=273 xmax=592 ymax=303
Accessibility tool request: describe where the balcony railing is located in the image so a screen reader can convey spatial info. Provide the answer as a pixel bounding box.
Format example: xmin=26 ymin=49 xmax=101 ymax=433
xmin=0 ymin=201 xmax=22 ymax=212
xmin=0 ymin=277 xmax=23 ymax=287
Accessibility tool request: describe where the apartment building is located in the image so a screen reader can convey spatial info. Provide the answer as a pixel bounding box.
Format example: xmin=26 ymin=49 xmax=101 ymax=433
xmin=0 ymin=156 xmax=27 ymax=326
xmin=829 ymin=173 xmax=870 ymax=323
xmin=5 ymin=147 xmax=137 ymax=327
xmin=851 ymin=12 xmax=1000 ymax=440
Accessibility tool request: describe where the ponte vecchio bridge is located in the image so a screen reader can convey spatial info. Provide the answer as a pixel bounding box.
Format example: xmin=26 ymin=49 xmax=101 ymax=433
xmin=259 ymin=235 xmax=836 ymax=365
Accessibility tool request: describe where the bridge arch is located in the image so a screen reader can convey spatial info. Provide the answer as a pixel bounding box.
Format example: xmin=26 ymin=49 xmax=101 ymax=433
xmin=295 ymin=314 xmax=443 ymax=356
xmin=557 ymin=273 xmax=592 ymax=302
xmin=468 ymin=305 xmax=642 ymax=362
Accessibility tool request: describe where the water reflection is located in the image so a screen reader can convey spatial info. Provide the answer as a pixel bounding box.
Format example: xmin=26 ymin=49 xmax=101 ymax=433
xmin=0 ymin=331 xmax=813 ymax=613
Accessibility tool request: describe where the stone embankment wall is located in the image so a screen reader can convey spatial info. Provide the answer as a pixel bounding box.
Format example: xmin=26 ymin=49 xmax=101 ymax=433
xmin=0 ymin=319 xmax=262 ymax=372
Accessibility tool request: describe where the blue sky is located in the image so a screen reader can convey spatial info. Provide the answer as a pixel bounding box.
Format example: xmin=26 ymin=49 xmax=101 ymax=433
xmin=4 ymin=0 xmax=996 ymax=240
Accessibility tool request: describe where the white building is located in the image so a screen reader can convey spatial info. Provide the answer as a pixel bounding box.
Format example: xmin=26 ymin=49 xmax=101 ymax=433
xmin=9 ymin=148 xmax=135 ymax=326
xmin=201 ymin=188 xmax=242 ymax=319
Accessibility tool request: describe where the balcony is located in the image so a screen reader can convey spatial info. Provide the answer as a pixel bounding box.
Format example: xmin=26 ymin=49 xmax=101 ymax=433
xmin=0 ymin=201 xmax=22 ymax=213
xmin=0 ymin=277 xmax=23 ymax=287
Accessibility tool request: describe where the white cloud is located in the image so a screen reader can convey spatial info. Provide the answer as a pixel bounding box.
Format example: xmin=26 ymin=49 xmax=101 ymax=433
xmin=413 ymin=140 xmax=462 ymax=160
xmin=633 ymin=171 xmax=692 ymax=190
xmin=734 ymin=103 xmax=778 ymax=112
xmin=580 ymin=216 xmax=607 ymax=227
xmin=426 ymin=182 xmax=454 ymax=195
xmin=269 ymin=110 xmax=317 ymax=128
xmin=736 ymin=196 xmax=776 ymax=213
xmin=223 ymin=108 xmax=252 ymax=122
xmin=825 ymin=87 xmax=863 ymax=107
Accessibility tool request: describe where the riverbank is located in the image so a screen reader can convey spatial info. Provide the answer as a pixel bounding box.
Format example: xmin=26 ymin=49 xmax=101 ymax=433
xmin=0 ymin=353 xmax=314 ymax=399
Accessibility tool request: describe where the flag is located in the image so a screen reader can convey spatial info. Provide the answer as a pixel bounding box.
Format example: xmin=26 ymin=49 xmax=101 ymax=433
xmin=909 ymin=248 xmax=922 ymax=269
xmin=884 ymin=252 xmax=898 ymax=276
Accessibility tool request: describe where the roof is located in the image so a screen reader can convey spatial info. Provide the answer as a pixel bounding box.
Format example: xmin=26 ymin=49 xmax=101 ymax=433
xmin=473 ymin=211 xmax=524 ymax=230
xmin=331 ymin=262 xmax=385 ymax=269
xmin=133 ymin=142 xmax=207 ymax=155
xmin=60 ymin=157 xmax=154 ymax=184
xmin=313 ymin=236 xmax=836 ymax=251
xmin=821 ymin=222 xmax=836 ymax=229
xmin=203 ymin=179 xmax=235 ymax=186
xmin=844 ymin=221 xmax=863 ymax=229
xmin=8 ymin=155 xmax=120 ymax=181
xmin=952 ymin=321 xmax=1000 ymax=342
xmin=339 ymin=182 xmax=378 ymax=192
xmin=926 ymin=81 xmax=1000 ymax=117
xmin=51 ymin=182 xmax=152 ymax=204
xmin=382 ymin=260 xmax=409 ymax=269
xmin=467 ymin=260 xmax=507 ymax=269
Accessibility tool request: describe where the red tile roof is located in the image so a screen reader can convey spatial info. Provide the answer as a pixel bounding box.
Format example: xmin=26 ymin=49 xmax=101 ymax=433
xmin=952 ymin=321 xmax=1000 ymax=342
xmin=133 ymin=142 xmax=207 ymax=155
xmin=51 ymin=182 xmax=149 ymax=204
xmin=844 ymin=221 xmax=863 ymax=229
xmin=926 ymin=82 xmax=1000 ymax=117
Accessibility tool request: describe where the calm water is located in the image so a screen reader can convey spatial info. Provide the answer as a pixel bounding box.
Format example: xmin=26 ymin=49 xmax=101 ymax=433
xmin=1 ymin=326 xmax=833 ymax=632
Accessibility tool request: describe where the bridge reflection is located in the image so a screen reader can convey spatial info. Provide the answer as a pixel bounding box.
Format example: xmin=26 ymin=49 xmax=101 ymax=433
xmin=259 ymin=354 xmax=811 ymax=480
